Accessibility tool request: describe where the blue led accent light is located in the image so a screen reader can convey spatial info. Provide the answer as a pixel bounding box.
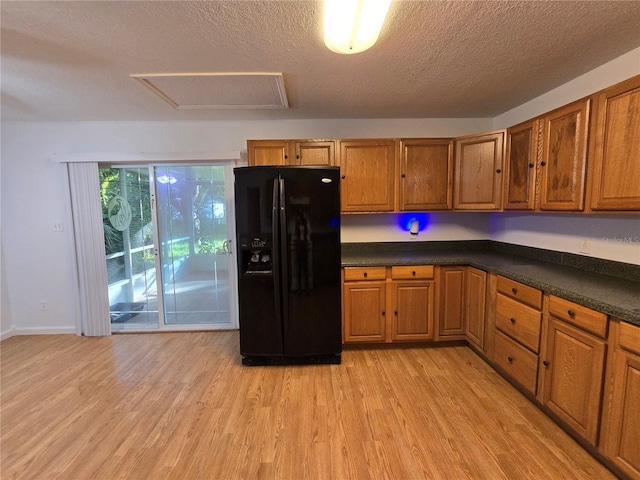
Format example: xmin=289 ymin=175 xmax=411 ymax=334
xmin=397 ymin=213 xmax=429 ymax=232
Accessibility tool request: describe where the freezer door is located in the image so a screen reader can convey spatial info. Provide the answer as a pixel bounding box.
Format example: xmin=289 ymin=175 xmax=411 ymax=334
xmin=279 ymin=167 xmax=342 ymax=356
xmin=234 ymin=167 xmax=283 ymax=356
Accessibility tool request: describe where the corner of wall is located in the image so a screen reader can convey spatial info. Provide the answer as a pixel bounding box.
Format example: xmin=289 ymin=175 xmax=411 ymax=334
xmin=492 ymin=46 xmax=640 ymax=129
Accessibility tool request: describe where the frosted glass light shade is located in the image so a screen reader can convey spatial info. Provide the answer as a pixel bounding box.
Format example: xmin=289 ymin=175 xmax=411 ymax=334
xmin=324 ymin=0 xmax=392 ymax=55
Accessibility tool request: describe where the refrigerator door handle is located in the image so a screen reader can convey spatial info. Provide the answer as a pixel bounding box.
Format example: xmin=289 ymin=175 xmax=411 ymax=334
xmin=279 ymin=178 xmax=289 ymax=334
xmin=272 ymin=179 xmax=282 ymax=326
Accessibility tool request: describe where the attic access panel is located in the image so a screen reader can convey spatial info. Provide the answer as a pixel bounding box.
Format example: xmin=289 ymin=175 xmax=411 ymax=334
xmin=131 ymin=72 xmax=289 ymax=110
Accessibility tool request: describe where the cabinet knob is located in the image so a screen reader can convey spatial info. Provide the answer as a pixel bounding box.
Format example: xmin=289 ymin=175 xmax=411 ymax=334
xmin=412 ymin=271 xmax=416 ymax=276
xmin=543 ymin=360 xmax=550 ymax=367
xmin=528 ymin=163 xmax=534 ymax=168
xmin=510 ymin=317 xmax=516 ymax=324
xmin=296 ymin=154 xmax=300 ymax=160
xmin=401 ymin=173 xmax=406 ymax=178
xmin=284 ymin=155 xmax=288 ymax=159
xmin=512 ymin=287 xmax=517 ymax=294
xmin=394 ymin=310 xmax=398 ymax=315
xmin=363 ymin=272 xmax=367 ymax=278
xmin=567 ymin=309 xmax=575 ymax=317
xmin=540 ymin=161 xmax=546 ymax=166
xmin=382 ymin=311 xmax=386 ymax=316
xmin=508 ymin=356 xmax=513 ymax=363
xmin=341 ymin=175 xmax=346 ymax=179
xmin=496 ymin=169 xmax=502 ymax=174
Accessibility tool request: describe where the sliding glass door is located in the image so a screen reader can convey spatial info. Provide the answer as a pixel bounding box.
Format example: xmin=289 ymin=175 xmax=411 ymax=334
xmin=100 ymin=164 xmax=237 ymax=331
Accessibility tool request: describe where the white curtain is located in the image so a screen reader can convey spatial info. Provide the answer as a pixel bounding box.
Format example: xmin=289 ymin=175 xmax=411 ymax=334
xmin=67 ymin=163 xmax=111 ymax=336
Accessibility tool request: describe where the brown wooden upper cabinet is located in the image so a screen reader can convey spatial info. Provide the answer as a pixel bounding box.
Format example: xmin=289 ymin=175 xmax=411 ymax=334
xmin=539 ymin=98 xmax=590 ymax=211
xmin=454 ymin=131 xmax=505 ymax=210
xmin=505 ymin=120 xmax=539 ymax=210
xmin=588 ymin=74 xmax=640 ymax=211
xmin=399 ymin=139 xmax=453 ymax=211
xmin=247 ymin=140 xmax=335 ymax=166
xmin=247 ymin=140 xmax=290 ymax=166
xmin=339 ymin=139 xmax=397 ymax=212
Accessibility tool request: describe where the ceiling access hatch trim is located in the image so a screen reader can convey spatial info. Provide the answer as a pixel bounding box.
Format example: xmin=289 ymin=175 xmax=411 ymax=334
xmin=131 ymin=72 xmax=289 ymax=110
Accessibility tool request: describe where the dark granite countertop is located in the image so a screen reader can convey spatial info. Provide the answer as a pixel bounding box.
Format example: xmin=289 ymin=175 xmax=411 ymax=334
xmin=341 ymin=242 xmax=640 ymax=326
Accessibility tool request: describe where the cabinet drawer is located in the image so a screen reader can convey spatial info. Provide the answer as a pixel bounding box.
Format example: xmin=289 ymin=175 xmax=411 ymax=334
xmin=497 ymin=276 xmax=542 ymax=309
xmin=344 ymin=267 xmax=386 ymax=281
xmin=391 ymin=265 xmax=434 ymax=280
xmin=548 ymin=296 xmax=608 ymax=338
xmin=619 ymin=321 xmax=640 ymax=356
xmin=494 ymin=330 xmax=539 ymax=395
xmin=496 ymin=294 xmax=542 ymax=353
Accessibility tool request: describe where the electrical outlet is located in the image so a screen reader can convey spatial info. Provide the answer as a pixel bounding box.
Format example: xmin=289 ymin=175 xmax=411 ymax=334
xmin=52 ymin=221 xmax=64 ymax=232
xmin=579 ymin=238 xmax=591 ymax=254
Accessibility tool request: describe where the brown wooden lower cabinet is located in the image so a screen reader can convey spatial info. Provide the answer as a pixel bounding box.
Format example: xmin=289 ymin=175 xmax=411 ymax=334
xmin=342 ymin=266 xmax=435 ymax=344
xmin=392 ymin=278 xmax=435 ymax=341
xmin=494 ymin=330 xmax=539 ymax=394
xmin=540 ymin=315 xmax=607 ymax=445
xmin=599 ymin=320 xmax=640 ymax=479
xmin=438 ymin=266 xmax=466 ymax=338
xmin=342 ymin=268 xmax=387 ymax=343
xmin=465 ymin=267 xmax=487 ymax=350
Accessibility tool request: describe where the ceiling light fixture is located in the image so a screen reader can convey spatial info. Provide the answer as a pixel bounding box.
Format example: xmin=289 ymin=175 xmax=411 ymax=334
xmin=324 ymin=0 xmax=392 ymax=55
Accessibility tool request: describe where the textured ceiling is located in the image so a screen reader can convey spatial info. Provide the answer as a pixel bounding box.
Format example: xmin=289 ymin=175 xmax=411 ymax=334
xmin=1 ymin=0 xmax=639 ymax=121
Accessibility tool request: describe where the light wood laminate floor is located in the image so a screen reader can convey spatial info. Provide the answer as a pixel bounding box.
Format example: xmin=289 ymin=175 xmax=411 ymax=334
xmin=1 ymin=332 xmax=616 ymax=480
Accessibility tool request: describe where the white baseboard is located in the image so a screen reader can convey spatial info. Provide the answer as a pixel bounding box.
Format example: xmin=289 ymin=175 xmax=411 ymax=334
xmin=0 ymin=327 xmax=16 ymax=341
xmin=12 ymin=326 xmax=77 ymax=336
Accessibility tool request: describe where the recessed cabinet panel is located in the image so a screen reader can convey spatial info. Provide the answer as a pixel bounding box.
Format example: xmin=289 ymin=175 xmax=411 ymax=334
xmin=465 ymin=267 xmax=487 ymax=349
xmin=340 ymin=140 xmax=396 ymax=212
xmin=601 ymin=343 xmax=640 ymax=478
xmin=542 ymin=317 xmax=606 ymax=444
xmin=454 ymin=131 xmax=504 ymax=210
xmin=400 ymin=139 xmax=453 ymax=210
xmin=539 ymin=99 xmax=590 ymax=211
xmin=590 ymin=75 xmax=640 ymax=211
xmin=439 ymin=267 xmax=466 ymax=337
xmin=392 ymin=281 xmax=435 ymax=341
xmin=343 ymin=281 xmax=387 ymax=342
xmin=295 ymin=141 xmax=335 ymax=166
xmin=505 ymin=120 xmax=538 ymax=210
xmin=247 ymin=140 xmax=290 ymax=166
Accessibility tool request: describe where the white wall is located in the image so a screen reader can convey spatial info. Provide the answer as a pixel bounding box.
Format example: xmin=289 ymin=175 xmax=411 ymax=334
xmin=490 ymin=213 xmax=640 ymax=265
xmin=341 ymin=213 xmax=489 ymax=243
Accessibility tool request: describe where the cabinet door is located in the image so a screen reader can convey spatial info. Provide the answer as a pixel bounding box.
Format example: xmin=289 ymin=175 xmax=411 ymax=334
xmin=399 ymin=139 xmax=453 ymax=210
xmin=294 ymin=141 xmax=335 ymax=166
xmin=542 ymin=317 xmax=606 ymax=444
xmin=392 ymin=280 xmax=435 ymax=341
xmin=343 ymin=281 xmax=387 ymax=343
xmin=454 ymin=131 xmax=505 ymax=210
xmin=339 ymin=140 xmax=396 ymax=212
xmin=439 ymin=266 xmax=466 ymax=337
xmin=539 ymin=99 xmax=590 ymax=211
xmin=589 ymin=75 xmax=640 ymax=211
xmin=505 ymin=120 xmax=539 ymax=210
xmin=465 ymin=267 xmax=487 ymax=349
xmin=247 ymin=140 xmax=291 ymax=166
xmin=601 ymin=348 xmax=640 ymax=478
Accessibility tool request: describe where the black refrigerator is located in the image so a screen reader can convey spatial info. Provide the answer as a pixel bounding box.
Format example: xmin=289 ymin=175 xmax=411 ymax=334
xmin=234 ymin=166 xmax=342 ymax=365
